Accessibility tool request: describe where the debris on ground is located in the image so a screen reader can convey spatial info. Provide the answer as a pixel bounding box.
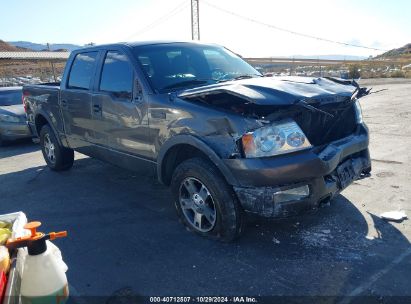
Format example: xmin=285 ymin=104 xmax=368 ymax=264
xmin=380 ymin=210 xmax=407 ymax=222
xmin=301 ymin=231 xmax=332 ymax=247
xmin=272 ymin=237 xmax=281 ymax=244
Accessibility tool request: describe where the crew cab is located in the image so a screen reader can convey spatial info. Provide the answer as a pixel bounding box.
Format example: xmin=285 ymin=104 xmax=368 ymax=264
xmin=23 ymin=41 xmax=371 ymax=241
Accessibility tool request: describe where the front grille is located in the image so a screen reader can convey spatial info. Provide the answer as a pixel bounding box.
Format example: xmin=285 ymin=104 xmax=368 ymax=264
xmin=293 ymin=103 xmax=357 ymax=146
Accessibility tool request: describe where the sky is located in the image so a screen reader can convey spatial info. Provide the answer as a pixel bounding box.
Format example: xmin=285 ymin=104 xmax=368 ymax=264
xmin=1 ymin=0 xmax=410 ymax=57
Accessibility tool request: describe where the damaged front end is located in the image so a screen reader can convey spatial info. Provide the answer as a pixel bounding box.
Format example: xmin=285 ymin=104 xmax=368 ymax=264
xmin=178 ymin=76 xmax=372 ymax=218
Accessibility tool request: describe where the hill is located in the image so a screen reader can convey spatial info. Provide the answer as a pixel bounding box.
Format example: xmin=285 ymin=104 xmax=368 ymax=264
xmin=378 ymin=43 xmax=411 ymax=58
xmin=8 ymin=41 xmax=81 ymax=52
xmin=0 ymin=39 xmax=29 ymax=52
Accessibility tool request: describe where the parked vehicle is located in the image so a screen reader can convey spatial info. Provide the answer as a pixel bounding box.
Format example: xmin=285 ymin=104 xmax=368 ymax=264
xmin=0 ymin=87 xmax=32 ymax=146
xmin=23 ymin=41 xmax=371 ymax=241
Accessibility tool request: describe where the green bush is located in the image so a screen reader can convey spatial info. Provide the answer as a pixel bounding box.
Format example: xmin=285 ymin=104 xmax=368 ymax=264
xmin=349 ymin=64 xmax=361 ymax=79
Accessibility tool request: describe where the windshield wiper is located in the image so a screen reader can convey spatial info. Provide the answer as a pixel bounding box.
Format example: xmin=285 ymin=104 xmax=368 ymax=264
xmin=217 ymin=74 xmax=262 ymax=83
xmin=162 ymin=79 xmax=209 ymax=90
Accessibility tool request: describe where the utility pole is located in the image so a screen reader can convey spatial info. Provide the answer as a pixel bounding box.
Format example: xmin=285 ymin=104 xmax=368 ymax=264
xmin=191 ymin=0 xmax=200 ymax=40
xmin=47 ymin=43 xmax=57 ymax=82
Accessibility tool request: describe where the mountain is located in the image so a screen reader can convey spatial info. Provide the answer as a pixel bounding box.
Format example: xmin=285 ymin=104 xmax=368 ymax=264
xmin=8 ymin=41 xmax=81 ymax=52
xmin=377 ymin=43 xmax=411 ymax=58
xmin=0 ymin=39 xmax=29 ymax=52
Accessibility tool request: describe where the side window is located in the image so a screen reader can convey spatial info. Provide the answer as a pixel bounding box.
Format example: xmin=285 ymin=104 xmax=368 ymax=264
xmin=99 ymin=51 xmax=133 ymax=99
xmin=68 ymin=52 xmax=98 ymax=90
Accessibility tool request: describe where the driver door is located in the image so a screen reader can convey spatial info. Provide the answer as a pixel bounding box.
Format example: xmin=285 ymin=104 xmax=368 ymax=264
xmin=91 ymin=50 xmax=151 ymax=158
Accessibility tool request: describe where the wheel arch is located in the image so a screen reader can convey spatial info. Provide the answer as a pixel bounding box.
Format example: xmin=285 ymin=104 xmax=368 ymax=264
xmin=34 ymin=112 xmax=64 ymax=146
xmin=157 ymin=135 xmax=239 ymax=187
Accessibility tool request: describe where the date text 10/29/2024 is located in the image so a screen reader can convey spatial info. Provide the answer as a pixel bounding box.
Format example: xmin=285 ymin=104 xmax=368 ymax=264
xmin=149 ymin=297 xmax=258 ymax=303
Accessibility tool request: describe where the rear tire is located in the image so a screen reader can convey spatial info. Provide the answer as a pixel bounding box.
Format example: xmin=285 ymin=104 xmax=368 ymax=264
xmin=40 ymin=125 xmax=74 ymax=171
xmin=171 ymin=157 xmax=244 ymax=242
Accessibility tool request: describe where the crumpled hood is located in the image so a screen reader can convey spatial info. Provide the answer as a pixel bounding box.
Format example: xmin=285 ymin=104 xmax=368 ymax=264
xmin=178 ymin=76 xmax=357 ymax=105
xmin=0 ymin=104 xmax=26 ymax=117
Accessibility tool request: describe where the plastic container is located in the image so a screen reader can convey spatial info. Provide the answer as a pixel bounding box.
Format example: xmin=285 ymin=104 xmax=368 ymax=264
xmin=0 ymin=212 xmax=28 ymax=240
xmin=19 ymin=246 xmax=69 ymax=304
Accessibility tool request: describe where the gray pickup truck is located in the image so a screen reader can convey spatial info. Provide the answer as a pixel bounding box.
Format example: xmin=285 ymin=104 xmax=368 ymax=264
xmin=24 ymin=41 xmax=371 ymax=241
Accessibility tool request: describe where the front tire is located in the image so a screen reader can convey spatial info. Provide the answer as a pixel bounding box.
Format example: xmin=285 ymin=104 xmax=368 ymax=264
xmin=171 ymin=157 xmax=243 ymax=242
xmin=40 ymin=125 xmax=74 ymax=171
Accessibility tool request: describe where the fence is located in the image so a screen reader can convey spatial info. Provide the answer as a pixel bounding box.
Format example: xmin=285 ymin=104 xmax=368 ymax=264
xmin=0 ymin=59 xmax=66 ymax=87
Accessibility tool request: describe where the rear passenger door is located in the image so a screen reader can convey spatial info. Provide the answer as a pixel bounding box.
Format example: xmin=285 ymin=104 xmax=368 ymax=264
xmin=92 ymin=50 xmax=150 ymax=158
xmin=61 ymin=51 xmax=99 ymax=149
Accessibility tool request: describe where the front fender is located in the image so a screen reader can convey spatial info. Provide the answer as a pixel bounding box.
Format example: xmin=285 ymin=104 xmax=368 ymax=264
xmin=157 ymin=134 xmax=240 ymax=186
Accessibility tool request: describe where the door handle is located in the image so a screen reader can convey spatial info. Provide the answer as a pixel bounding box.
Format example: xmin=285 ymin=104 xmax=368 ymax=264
xmin=61 ymin=99 xmax=68 ymax=108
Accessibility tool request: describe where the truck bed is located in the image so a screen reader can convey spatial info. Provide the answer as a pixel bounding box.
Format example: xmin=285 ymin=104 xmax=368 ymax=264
xmin=23 ymin=82 xmax=60 ymax=90
xmin=23 ymin=82 xmax=63 ymax=139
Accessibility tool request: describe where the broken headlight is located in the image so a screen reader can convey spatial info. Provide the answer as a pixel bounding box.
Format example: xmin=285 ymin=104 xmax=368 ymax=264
xmin=241 ymin=120 xmax=312 ymax=158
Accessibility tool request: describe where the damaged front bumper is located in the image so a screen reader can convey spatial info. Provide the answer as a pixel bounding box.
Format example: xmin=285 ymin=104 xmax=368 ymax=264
xmin=226 ymin=124 xmax=371 ymax=217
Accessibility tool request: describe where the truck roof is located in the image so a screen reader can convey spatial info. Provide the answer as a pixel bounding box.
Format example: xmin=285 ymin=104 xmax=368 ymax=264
xmin=76 ymin=40 xmax=219 ymax=53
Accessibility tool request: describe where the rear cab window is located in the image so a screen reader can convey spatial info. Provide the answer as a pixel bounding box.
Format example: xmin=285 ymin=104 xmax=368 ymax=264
xmin=67 ymin=52 xmax=98 ymax=90
xmin=99 ymin=51 xmax=133 ymax=99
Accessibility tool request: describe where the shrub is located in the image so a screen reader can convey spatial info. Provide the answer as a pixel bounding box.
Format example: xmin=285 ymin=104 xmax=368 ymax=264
xmin=349 ymin=64 xmax=361 ymax=79
xmin=390 ymin=70 xmax=405 ymax=78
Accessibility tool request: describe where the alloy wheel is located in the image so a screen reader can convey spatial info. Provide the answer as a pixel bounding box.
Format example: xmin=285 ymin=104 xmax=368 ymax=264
xmin=179 ymin=177 xmax=217 ymax=232
xmin=43 ymin=133 xmax=56 ymax=164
